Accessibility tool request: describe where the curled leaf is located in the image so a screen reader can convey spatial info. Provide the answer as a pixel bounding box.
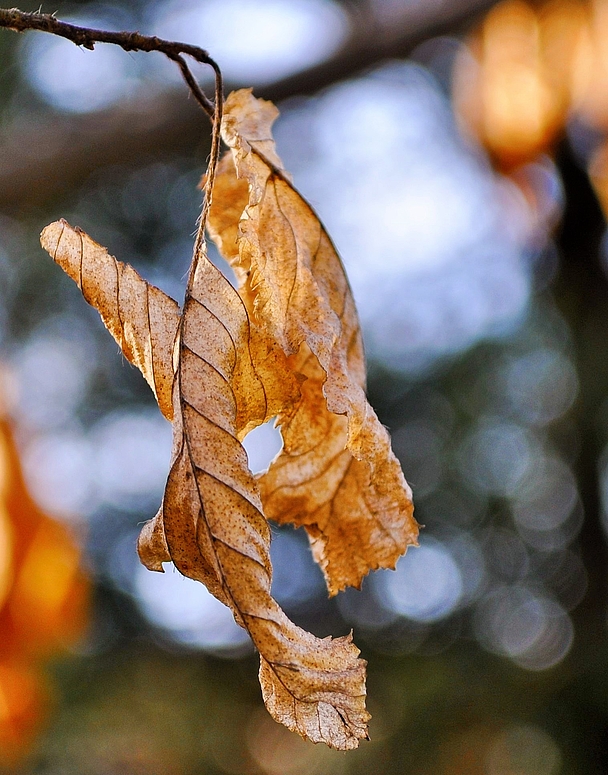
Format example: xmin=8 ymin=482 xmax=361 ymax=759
xmin=170 ymin=250 xmax=370 ymax=747
xmin=41 ymin=88 xmax=418 ymax=747
xmin=208 ymin=90 xmax=418 ymax=594
xmin=261 ymin=347 xmax=414 ymax=595
xmin=40 ymin=220 xmax=370 ymax=749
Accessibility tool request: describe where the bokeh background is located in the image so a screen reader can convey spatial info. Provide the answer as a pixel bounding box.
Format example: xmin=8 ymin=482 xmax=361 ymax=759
xmin=1 ymin=0 xmax=608 ymax=771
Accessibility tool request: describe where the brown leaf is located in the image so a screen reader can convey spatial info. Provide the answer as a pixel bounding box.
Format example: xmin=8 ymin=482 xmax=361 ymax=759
xmin=40 ymin=220 xmax=179 ymax=421
xmin=40 ymin=220 xmax=370 ymax=749
xmin=262 ymin=347 xmax=416 ymax=595
xmin=208 ymin=90 xmax=419 ymax=595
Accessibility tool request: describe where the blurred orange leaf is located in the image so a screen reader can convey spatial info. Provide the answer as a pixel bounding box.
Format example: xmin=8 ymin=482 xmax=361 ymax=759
xmin=0 ymin=417 xmax=88 ymax=761
xmin=0 ymin=419 xmax=88 ymax=656
xmin=0 ymin=659 xmax=47 ymax=763
xmin=453 ymin=0 xmax=586 ymax=168
xmin=571 ymin=0 xmax=608 ymax=129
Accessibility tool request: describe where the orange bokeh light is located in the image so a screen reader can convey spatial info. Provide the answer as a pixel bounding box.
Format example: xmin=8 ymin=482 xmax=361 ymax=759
xmin=454 ymin=0 xmax=587 ymax=168
xmin=0 ymin=660 xmax=48 ymax=764
xmin=571 ymin=0 xmax=608 ymax=129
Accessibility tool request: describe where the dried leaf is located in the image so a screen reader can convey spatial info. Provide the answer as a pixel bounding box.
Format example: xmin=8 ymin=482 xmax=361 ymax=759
xmin=41 ymin=220 xmax=370 ymax=749
xmin=208 ymin=90 xmax=418 ymax=594
xmin=40 ymin=220 xmax=179 ymax=421
xmin=262 ymin=347 xmax=416 ymax=595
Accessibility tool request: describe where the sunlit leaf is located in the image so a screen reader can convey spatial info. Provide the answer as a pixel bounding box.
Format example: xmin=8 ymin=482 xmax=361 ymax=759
xmin=209 ymin=89 xmax=418 ymax=595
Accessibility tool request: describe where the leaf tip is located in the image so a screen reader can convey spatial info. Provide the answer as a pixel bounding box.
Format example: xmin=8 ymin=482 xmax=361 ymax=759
xmin=137 ymin=514 xmax=170 ymax=572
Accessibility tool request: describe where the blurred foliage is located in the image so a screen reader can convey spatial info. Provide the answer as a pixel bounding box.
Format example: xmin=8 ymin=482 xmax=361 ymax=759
xmin=0 ymin=416 xmax=87 ymax=766
xmin=2 ymin=0 xmax=608 ymax=772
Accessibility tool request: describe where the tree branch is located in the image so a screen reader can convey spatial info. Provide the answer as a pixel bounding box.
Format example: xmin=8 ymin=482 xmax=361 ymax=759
xmin=0 ymin=7 xmax=220 ymax=116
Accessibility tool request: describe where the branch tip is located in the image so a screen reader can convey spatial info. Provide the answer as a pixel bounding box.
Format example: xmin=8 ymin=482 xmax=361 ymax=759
xmin=0 ymin=6 xmax=222 ymax=119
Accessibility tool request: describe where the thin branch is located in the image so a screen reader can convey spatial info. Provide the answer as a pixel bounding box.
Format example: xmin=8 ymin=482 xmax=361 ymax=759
xmin=167 ymin=53 xmax=215 ymax=116
xmin=0 ymin=7 xmax=220 ymax=116
xmin=192 ymin=66 xmax=223 ymax=284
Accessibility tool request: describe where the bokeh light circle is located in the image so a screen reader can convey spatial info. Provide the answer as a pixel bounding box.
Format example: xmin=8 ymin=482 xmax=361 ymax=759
xmin=474 ymin=585 xmax=573 ymax=670
xmin=375 ymin=538 xmax=463 ymax=622
xmin=152 ymin=0 xmax=348 ymax=84
xmin=22 ymin=12 xmax=140 ymax=113
xmin=135 ymin=562 xmax=251 ymax=654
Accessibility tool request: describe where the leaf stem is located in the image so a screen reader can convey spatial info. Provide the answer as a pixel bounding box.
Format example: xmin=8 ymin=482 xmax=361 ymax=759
xmin=187 ymin=60 xmax=223 ymax=292
xmin=0 ymin=7 xmax=221 ymax=117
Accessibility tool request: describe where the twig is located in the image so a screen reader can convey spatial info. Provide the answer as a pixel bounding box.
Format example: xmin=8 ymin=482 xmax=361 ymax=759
xmin=192 ymin=64 xmax=223 ymax=282
xmin=0 ymin=7 xmax=220 ymax=117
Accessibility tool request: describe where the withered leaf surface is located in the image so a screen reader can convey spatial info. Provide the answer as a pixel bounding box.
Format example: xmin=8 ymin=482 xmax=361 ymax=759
xmin=208 ymin=90 xmax=419 ymax=595
xmin=40 ymin=219 xmax=369 ymax=749
xmin=40 ymin=220 xmax=179 ymax=422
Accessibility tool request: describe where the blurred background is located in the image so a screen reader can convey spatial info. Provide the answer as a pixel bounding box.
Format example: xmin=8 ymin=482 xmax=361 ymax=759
xmin=1 ymin=0 xmax=608 ymax=771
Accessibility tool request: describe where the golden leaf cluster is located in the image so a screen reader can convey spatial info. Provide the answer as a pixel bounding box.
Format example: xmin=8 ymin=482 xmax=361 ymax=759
xmin=40 ymin=89 xmax=418 ymax=750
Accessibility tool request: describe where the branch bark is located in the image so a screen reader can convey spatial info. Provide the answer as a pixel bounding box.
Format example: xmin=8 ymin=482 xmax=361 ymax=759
xmin=0 ymin=7 xmax=219 ymax=115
